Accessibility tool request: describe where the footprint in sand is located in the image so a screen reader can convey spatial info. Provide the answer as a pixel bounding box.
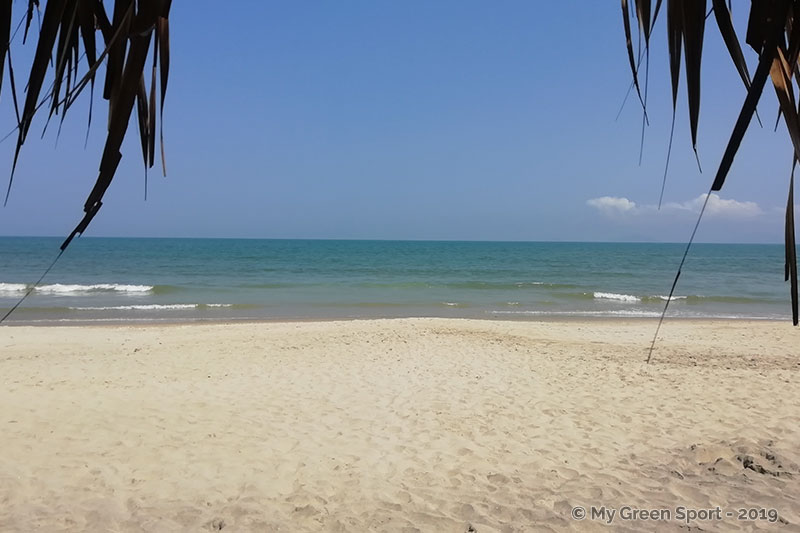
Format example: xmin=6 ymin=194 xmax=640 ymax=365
xmin=486 ymin=473 xmax=509 ymax=485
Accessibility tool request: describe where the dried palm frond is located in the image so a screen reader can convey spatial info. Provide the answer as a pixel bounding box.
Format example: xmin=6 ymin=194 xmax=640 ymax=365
xmin=0 ymin=0 xmax=171 ymax=250
xmin=624 ymin=0 xmax=800 ymax=325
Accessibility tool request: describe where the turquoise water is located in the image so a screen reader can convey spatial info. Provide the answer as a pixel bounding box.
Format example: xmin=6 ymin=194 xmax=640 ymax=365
xmin=0 ymin=237 xmax=793 ymax=324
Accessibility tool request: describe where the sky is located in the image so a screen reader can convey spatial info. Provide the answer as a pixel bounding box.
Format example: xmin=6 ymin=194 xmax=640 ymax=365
xmin=0 ymin=1 xmax=795 ymax=242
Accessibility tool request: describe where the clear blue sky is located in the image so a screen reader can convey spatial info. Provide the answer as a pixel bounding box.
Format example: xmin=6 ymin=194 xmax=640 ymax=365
xmin=0 ymin=2 xmax=794 ymax=242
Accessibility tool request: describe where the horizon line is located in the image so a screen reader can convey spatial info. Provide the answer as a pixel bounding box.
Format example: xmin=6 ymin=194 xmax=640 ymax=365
xmin=0 ymin=235 xmax=785 ymax=245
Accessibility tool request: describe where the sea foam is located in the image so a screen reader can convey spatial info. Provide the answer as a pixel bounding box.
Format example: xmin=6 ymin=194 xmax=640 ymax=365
xmin=35 ymin=283 xmax=153 ymax=294
xmin=490 ymin=309 xmax=662 ymax=318
xmin=70 ymin=304 xmax=196 ymax=311
xmin=593 ymin=292 xmax=640 ymax=303
xmin=653 ymin=295 xmax=687 ymax=302
xmin=68 ymin=303 xmax=233 ymax=311
xmin=0 ymin=283 xmax=28 ymax=293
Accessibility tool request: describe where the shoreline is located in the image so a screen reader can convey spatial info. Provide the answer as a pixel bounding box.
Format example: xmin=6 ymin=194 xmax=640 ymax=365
xmin=0 ymin=314 xmax=793 ymax=328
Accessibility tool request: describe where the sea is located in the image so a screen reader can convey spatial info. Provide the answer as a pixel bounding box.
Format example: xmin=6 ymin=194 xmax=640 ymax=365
xmin=0 ymin=237 xmax=794 ymax=325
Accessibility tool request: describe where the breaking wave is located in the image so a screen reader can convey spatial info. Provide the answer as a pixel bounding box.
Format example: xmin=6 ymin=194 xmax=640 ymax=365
xmin=593 ymin=292 xmax=641 ymax=303
xmin=68 ymin=303 xmax=233 ymax=311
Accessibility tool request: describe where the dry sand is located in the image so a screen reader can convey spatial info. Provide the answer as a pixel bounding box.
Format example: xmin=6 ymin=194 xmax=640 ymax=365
xmin=0 ymin=318 xmax=798 ymax=532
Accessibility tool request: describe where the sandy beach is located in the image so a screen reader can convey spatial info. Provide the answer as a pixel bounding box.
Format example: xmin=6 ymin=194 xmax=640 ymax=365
xmin=0 ymin=318 xmax=798 ymax=532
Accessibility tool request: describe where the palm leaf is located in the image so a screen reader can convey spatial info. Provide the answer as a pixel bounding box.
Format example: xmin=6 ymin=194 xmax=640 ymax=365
xmin=635 ymin=0 xmax=653 ymax=45
xmin=712 ymin=1 xmax=789 ymax=191
xmin=22 ymin=1 xmax=37 ymax=45
xmin=667 ymin=0 xmax=683 ymax=108
xmin=787 ymin=167 xmax=798 ymax=324
xmin=626 ymin=0 xmax=800 ymax=346
xmin=0 ymin=0 xmax=171 ymax=247
xmin=622 ymin=0 xmax=648 ymax=113
xmin=770 ymin=47 xmax=800 ymax=159
xmin=157 ymin=6 xmax=169 ymax=175
xmin=682 ymin=0 xmax=706 ymax=156
xmin=659 ymin=0 xmax=684 ymax=206
xmin=0 ymin=0 xmax=11 ymax=101
xmin=711 ymin=46 xmax=778 ymax=191
xmin=712 ymin=0 xmax=754 ymax=92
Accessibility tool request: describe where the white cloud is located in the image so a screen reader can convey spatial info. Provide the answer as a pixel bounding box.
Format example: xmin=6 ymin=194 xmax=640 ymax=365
xmin=587 ymin=193 xmax=762 ymax=219
xmin=663 ymin=193 xmax=761 ymax=217
xmin=586 ymin=196 xmax=638 ymax=215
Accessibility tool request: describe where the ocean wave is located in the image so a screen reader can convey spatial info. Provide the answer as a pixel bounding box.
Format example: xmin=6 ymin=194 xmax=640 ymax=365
xmin=649 ymin=295 xmax=687 ymax=302
xmin=36 ymin=283 xmax=153 ymax=294
xmin=67 ymin=303 xmax=234 ymax=311
xmin=353 ymin=280 xmax=579 ymax=290
xmin=242 ymin=280 xmax=580 ymax=291
xmin=69 ymin=304 xmax=197 ymax=311
xmin=490 ymin=309 xmax=661 ymax=317
xmin=583 ymin=292 xmax=776 ymax=305
xmin=0 ymin=283 xmax=27 ymax=293
xmin=488 ymin=309 xmax=781 ymax=319
xmin=640 ymin=294 xmax=771 ymax=304
xmin=593 ymin=292 xmax=641 ymax=303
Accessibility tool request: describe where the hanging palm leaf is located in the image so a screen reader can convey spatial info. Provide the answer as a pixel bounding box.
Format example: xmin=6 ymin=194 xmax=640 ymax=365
xmin=625 ymin=0 xmax=800 ymax=325
xmin=0 ymin=0 xmax=171 ymax=250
